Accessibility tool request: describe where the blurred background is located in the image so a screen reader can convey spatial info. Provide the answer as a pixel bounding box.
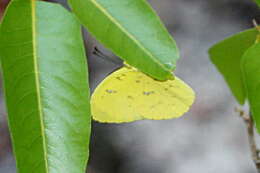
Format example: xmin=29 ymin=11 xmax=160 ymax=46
xmin=1 ymin=0 xmax=260 ymax=172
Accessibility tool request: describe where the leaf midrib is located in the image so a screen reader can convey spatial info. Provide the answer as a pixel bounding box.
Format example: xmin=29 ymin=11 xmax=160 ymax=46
xmin=31 ymin=1 xmax=49 ymax=172
xmin=90 ymin=0 xmax=171 ymax=73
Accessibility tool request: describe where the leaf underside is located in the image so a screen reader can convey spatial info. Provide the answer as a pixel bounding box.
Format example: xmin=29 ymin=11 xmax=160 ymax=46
xmin=209 ymin=28 xmax=258 ymax=104
xmin=68 ymin=0 xmax=179 ymax=80
xmin=0 ymin=1 xmax=91 ymax=173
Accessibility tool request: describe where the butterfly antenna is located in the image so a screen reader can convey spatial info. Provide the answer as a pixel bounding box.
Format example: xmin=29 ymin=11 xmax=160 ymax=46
xmin=93 ymin=47 xmax=122 ymax=66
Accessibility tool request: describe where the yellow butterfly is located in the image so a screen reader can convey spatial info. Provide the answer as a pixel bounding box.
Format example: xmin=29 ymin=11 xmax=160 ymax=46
xmin=91 ymin=65 xmax=195 ymax=123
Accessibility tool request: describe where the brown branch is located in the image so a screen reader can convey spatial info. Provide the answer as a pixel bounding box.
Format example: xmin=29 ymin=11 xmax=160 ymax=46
xmin=235 ymin=108 xmax=260 ymax=172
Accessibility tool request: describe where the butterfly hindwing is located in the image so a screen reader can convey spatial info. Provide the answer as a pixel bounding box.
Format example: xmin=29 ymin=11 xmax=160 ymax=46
xmin=91 ymin=67 xmax=195 ymax=123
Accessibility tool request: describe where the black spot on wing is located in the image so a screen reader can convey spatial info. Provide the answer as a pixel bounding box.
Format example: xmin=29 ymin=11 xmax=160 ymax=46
xmin=116 ymin=76 xmax=122 ymax=80
xmin=127 ymin=95 xmax=133 ymax=99
xmin=143 ymin=91 xmax=155 ymax=96
xmin=106 ymin=89 xmax=117 ymax=94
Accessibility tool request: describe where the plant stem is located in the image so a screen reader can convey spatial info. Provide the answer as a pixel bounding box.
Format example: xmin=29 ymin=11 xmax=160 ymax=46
xmin=236 ymin=108 xmax=260 ymax=172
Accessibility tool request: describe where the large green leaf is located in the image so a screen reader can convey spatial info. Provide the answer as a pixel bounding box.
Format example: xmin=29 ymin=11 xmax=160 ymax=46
xmin=68 ymin=0 xmax=179 ymax=81
xmin=208 ymin=28 xmax=259 ymax=104
xmin=0 ymin=1 xmax=91 ymax=172
xmin=241 ymin=43 xmax=260 ymax=133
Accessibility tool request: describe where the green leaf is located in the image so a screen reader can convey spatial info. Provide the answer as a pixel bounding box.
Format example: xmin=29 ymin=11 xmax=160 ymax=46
xmin=208 ymin=28 xmax=259 ymax=104
xmin=68 ymin=0 xmax=179 ymax=80
xmin=0 ymin=1 xmax=91 ymax=172
xmin=255 ymin=0 xmax=260 ymax=7
xmin=241 ymin=43 xmax=260 ymax=133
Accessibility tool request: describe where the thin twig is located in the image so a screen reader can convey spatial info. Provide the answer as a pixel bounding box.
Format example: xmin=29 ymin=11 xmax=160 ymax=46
xmin=235 ymin=108 xmax=260 ymax=172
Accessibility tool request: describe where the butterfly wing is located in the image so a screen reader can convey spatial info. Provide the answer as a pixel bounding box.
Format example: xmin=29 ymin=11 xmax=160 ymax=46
xmin=91 ymin=67 xmax=195 ymax=123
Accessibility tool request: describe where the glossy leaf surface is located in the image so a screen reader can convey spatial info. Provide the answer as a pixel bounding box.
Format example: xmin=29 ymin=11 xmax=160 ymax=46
xmin=0 ymin=1 xmax=91 ymax=172
xmin=242 ymin=43 xmax=260 ymax=133
xmin=68 ymin=0 xmax=179 ymax=80
xmin=209 ymin=28 xmax=258 ymax=104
